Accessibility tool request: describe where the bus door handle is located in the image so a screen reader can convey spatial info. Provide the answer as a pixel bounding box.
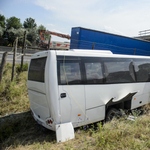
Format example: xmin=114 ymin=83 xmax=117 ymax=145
xmin=61 ymin=93 xmax=66 ymax=98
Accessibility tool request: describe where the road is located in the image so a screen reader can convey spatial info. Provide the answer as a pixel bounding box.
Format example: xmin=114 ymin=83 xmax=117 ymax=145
xmin=0 ymin=46 xmax=41 ymax=63
xmin=0 ymin=52 xmax=32 ymax=63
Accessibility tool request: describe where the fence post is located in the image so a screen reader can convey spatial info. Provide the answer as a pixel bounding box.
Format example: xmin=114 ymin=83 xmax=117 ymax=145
xmin=92 ymin=42 xmax=95 ymax=50
xmin=21 ymin=31 xmax=26 ymax=71
xmin=48 ymin=35 xmax=51 ymax=50
xmin=11 ymin=37 xmax=18 ymax=81
xmin=0 ymin=52 xmax=8 ymax=85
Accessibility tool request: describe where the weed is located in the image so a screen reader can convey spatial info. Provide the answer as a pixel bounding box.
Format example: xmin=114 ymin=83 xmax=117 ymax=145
xmin=132 ymin=109 xmax=141 ymax=117
xmin=16 ymin=63 xmax=28 ymax=73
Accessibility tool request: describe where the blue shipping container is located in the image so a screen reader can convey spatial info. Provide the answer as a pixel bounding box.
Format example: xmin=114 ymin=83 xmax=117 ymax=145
xmin=70 ymin=27 xmax=150 ymax=56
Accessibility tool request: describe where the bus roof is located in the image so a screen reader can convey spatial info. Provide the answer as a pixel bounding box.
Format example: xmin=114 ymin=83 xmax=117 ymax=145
xmin=31 ymin=49 xmax=150 ymax=59
xmin=56 ymin=49 xmax=150 ymax=59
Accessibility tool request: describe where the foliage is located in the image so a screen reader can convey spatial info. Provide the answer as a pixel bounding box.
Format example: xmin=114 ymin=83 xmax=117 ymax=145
xmin=3 ymin=27 xmax=39 ymax=46
xmin=6 ymin=16 xmax=22 ymax=30
xmin=26 ymin=28 xmax=40 ymax=46
xmin=0 ymin=14 xmax=5 ymax=28
xmin=38 ymin=24 xmax=46 ymax=30
xmin=0 ymin=14 xmax=5 ymax=39
xmin=23 ymin=17 xmax=37 ymax=29
xmin=38 ymin=24 xmax=50 ymax=41
xmin=0 ymin=15 xmax=47 ymax=46
xmin=0 ymin=24 xmax=5 ymax=45
xmin=0 ymin=26 xmax=5 ymax=36
xmin=6 ymin=27 xmax=26 ymax=46
xmin=16 ymin=63 xmax=28 ymax=72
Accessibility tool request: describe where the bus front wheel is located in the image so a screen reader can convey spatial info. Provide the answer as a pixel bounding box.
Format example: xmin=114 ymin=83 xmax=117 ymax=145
xmin=105 ymin=108 xmax=120 ymax=122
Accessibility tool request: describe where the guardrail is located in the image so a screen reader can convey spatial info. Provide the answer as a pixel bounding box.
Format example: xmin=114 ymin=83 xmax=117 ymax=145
xmin=139 ymin=29 xmax=150 ymax=36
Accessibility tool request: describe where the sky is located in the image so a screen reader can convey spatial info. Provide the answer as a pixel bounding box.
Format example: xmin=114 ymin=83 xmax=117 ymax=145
xmin=0 ymin=0 xmax=150 ymax=42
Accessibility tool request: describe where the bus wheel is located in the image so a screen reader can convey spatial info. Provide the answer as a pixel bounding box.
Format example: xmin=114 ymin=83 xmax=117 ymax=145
xmin=105 ymin=108 xmax=120 ymax=122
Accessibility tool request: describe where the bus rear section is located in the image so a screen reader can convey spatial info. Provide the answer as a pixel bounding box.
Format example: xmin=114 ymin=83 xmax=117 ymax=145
xmin=27 ymin=50 xmax=75 ymax=142
xmin=27 ymin=51 xmax=57 ymax=131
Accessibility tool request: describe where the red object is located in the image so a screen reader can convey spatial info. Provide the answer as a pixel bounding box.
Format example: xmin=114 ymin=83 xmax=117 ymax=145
xmin=47 ymin=119 xmax=53 ymax=124
xmin=39 ymin=30 xmax=71 ymax=40
xmin=38 ymin=30 xmax=71 ymax=49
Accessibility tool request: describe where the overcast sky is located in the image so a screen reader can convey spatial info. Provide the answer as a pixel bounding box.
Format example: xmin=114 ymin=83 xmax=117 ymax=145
xmin=0 ymin=0 xmax=150 ymax=42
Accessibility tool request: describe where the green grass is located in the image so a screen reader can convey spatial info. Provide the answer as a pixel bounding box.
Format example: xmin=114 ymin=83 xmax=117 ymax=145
xmin=1 ymin=63 xmax=150 ymax=150
xmin=0 ymin=63 xmax=29 ymax=116
xmin=1 ymin=112 xmax=150 ymax=150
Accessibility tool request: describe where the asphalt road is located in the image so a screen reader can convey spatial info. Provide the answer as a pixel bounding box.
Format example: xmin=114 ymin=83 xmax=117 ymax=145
xmin=0 ymin=46 xmax=41 ymax=64
xmin=0 ymin=52 xmax=32 ymax=63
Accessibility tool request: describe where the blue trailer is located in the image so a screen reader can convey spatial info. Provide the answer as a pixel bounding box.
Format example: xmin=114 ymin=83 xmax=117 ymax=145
xmin=70 ymin=27 xmax=150 ymax=56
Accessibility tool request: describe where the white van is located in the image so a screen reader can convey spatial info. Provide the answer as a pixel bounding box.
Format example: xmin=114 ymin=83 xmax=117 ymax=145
xmin=27 ymin=49 xmax=150 ymax=142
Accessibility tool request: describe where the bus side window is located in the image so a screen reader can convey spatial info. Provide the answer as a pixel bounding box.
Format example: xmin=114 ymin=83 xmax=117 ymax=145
xmin=134 ymin=59 xmax=150 ymax=82
xmin=85 ymin=62 xmax=103 ymax=84
xmin=104 ymin=59 xmax=134 ymax=83
xmin=60 ymin=62 xmax=82 ymax=85
xmin=28 ymin=57 xmax=47 ymax=82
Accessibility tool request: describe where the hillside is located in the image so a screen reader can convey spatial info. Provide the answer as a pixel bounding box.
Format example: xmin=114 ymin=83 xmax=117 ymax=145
xmin=0 ymin=63 xmax=150 ymax=150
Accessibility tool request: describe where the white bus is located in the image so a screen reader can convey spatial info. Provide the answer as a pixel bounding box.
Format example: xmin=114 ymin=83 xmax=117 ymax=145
xmin=27 ymin=49 xmax=150 ymax=142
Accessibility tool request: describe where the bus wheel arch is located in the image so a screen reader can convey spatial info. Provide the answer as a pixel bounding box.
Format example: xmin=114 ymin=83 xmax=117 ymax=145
xmin=105 ymin=107 xmax=120 ymax=122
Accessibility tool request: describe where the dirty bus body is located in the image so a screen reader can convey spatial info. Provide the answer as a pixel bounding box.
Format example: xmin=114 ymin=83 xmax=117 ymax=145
xmin=27 ymin=49 xmax=150 ymax=142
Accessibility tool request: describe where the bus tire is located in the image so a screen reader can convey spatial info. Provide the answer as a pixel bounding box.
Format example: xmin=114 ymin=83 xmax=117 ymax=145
xmin=105 ymin=108 xmax=120 ymax=122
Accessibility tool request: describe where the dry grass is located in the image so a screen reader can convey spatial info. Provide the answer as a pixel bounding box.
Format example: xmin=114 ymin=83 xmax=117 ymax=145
xmin=0 ymin=63 xmax=29 ymax=116
xmin=1 ymin=63 xmax=150 ymax=150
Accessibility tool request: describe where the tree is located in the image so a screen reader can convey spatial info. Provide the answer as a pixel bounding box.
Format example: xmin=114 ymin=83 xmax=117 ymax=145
xmin=0 ymin=26 xmax=6 ymax=46
xmin=0 ymin=14 xmax=5 ymax=28
xmin=6 ymin=16 xmax=22 ymax=30
xmin=0 ymin=26 xmax=4 ymax=36
xmin=26 ymin=28 xmax=39 ymax=46
xmin=0 ymin=15 xmax=6 ymax=46
xmin=38 ymin=24 xmax=46 ymax=30
xmin=38 ymin=24 xmax=50 ymax=40
xmin=23 ymin=17 xmax=37 ymax=29
xmin=7 ymin=27 xmax=25 ymax=46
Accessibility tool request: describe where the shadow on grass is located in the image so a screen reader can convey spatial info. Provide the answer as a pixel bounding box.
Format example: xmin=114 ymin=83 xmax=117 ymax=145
xmin=0 ymin=111 xmax=56 ymax=149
